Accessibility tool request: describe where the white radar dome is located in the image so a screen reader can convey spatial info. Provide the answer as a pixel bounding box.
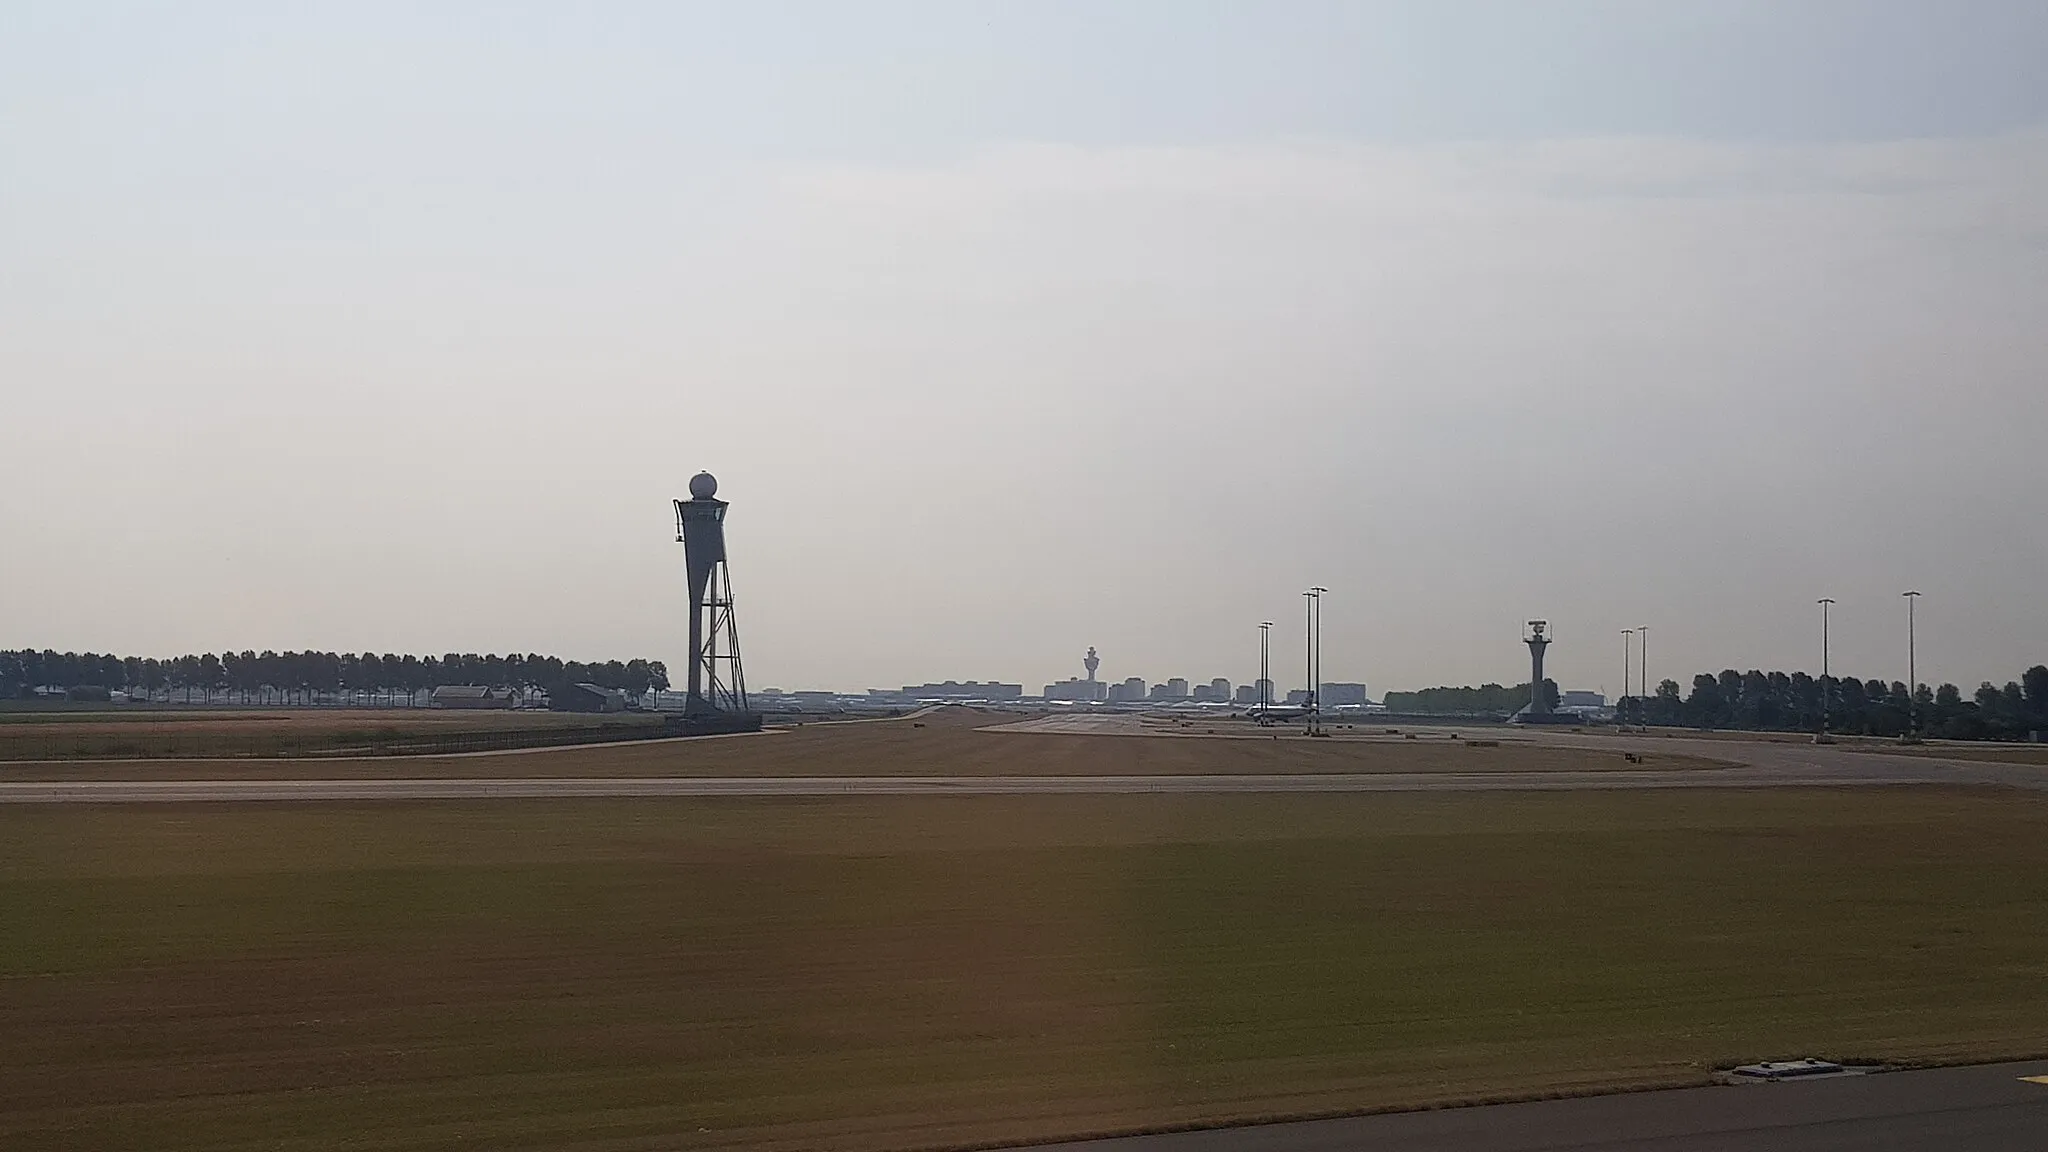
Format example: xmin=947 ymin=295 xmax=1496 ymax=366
xmin=689 ymin=472 xmax=718 ymax=500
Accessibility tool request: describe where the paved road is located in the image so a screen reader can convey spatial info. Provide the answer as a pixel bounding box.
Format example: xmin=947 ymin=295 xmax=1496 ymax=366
xmin=2 ymin=715 xmax=2038 ymax=803
xmin=1 ymin=757 xmax=2044 ymax=803
xmin=1028 ymin=1061 xmax=2048 ymax=1151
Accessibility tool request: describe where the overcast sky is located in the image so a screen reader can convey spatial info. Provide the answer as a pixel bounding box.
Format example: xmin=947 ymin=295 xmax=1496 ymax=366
xmin=5 ymin=2 xmax=2046 ymax=696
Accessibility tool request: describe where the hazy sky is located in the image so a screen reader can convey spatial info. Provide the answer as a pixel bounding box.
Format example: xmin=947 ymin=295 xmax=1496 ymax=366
xmin=5 ymin=2 xmax=2046 ymax=696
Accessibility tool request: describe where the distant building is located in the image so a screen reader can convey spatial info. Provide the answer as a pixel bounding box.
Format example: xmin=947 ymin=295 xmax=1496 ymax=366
xmin=1150 ymin=678 xmax=1190 ymax=702
xmin=1233 ymin=683 xmax=1259 ymax=705
xmin=1044 ymin=678 xmax=1106 ymax=701
xmin=1320 ymin=682 xmax=1371 ymax=707
xmin=550 ymin=682 xmax=627 ymax=713
xmin=431 ymin=685 xmax=515 ymax=710
xmin=1561 ymin=690 xmax=1606 ymax=710
xmin=1280 ymin=684 xmax=1372 ymax=708
xmin=900 ymin=680 xmax=1023 ymax=700
xmin=1107 ymin=677 xmax=1147 ymax=703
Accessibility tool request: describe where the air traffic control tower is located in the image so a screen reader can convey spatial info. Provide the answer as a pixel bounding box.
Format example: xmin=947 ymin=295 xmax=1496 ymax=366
xmin=672 ymin=472 xmax=762 ymax=734
xmin=1510 ymin=619 xmax=1571 ymax=725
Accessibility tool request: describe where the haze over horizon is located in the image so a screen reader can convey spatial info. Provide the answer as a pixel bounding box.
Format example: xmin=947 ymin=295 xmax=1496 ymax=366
xmin=5 ymin=2 xmax=2046 ymax=697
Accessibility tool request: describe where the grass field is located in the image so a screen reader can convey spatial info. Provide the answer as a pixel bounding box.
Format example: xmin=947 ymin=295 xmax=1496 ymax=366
xmin=0 ymin=707 xmax=1724 ymax=779
xmin=0 ymin=709 xmax=663 ymax=760
xmin=1849 ymin=741 xmax=2048 ymax=765
xmin=6 ymin=786 xmax=2048 ymax=1151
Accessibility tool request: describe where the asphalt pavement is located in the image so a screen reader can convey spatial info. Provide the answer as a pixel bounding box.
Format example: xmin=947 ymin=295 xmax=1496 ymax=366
xmin=1 ymin=717 xmax=2039 ymax=802
xmin=1026 ymin=1061 xmax=2048 ymax=1151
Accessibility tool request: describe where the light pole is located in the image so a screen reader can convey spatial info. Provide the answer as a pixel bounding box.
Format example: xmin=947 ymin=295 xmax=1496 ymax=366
xmin=1257 ymin=621 xmax=1274 ymax=720
xmin=1903 ymin=591 xmax=1922 ymax=742
xmin=1303 ymin=591 xmax=1313 ymax=727
xmin=1638 ymin=626 xmax=1649 ymax=725
xmin=1303 ymin=587 xmax=1327 ymax=733
xmin=1621 ymin=629 xmax=1635 ymax=728
xmin=1816 ymin=598 xmax=1836 ymax=744
xmin=1311 ymin=587 xmax=1326 ymax=728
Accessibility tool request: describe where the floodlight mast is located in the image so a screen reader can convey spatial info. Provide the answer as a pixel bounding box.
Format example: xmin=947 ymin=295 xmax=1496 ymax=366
xmin=1903 ymin=591 xmax=1922 ymax=742
xmin=1257 ymin=621 xmax=1274 ymax=719
xmin=1621 ymin=629 xmax=1634 ymax=728
xmin=1303 ymin=587 xmax=1327 ymax=732
xmin=1638 ymin=626 xmax=1649 ymax=722
xmin=1816 ymin=598 xmax=1835 ymax=744
xmin=674 ymin=472 xmax=748 ymax=715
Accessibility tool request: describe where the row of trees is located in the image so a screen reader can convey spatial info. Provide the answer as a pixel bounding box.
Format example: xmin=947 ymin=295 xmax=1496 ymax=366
xmin=1617 ymin=665 xmax=2048 ymax=741
xmin=1 ymin=649 xmax=670 ymax=706
xmin=1382 ymin=680 xmax=1559 ymax=714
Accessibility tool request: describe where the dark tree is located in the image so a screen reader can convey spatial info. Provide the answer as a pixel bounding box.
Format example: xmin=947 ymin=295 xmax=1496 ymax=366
xmin=2024 ymin=666 xmax=2048 ymax=723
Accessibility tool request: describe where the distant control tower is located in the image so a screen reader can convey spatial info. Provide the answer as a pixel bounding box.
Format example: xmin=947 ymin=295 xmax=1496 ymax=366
xmin=1511 ymin=620 xmax=1562 ymax=724
xmin=673 ymin=472 xmax=755 ymax=727
xmin=1084 ymin=647 xmax=1100 ymax=683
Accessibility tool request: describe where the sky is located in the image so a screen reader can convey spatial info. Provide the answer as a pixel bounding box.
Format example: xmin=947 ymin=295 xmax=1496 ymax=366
xmin=4 ymin=1 xmax=2046 ymax=697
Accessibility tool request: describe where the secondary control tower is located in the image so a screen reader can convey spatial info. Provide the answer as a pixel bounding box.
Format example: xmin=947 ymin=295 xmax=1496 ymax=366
xmin=1510 ymin=620 xmax=1570 ymax=725
xmin=673 ymin=472 xmax=761 ymax=733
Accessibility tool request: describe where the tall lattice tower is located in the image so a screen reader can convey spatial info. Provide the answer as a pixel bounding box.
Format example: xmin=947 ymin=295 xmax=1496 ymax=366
xmin=674 ymin=472 xmax=748 ymax=716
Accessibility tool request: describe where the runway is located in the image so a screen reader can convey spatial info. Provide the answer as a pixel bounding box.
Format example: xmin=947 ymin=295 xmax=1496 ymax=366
xmin=0 ymin=757 xmax=2042 ymax=803
xmin=1028 ymin=1061 xmax=2048 ymax=1151
xmin=1 ymin=714 xmax=2039 ymax=802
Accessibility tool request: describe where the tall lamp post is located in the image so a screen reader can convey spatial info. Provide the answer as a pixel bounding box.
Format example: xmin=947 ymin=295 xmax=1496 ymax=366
xmin=1903 ymin=591 xmax=1922 ymax=742
xmin=1311 ymin=588 xmax=1326 ymax=727
xmin=1621 ymin=629 xmax=1635 ymax=728
xmin=1637 ymin=626 xmax=1650 ymax=726
xmin=1303 ymin=591 xmax=1314 ymax=728
xmin=1816 ymin=597 xmax=1836 ymax=744
xmin=1257 ymin=621 xmax=1274 ymax=721
xmin=1303 ymin=587 xmax=1327 ymax=733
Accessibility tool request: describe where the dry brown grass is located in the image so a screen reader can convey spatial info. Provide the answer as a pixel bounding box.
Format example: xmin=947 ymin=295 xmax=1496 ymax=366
xmin=1846 ymin=741 xmax=2048 ymax=765
xmin=0 ymin=707 xmax=659 ymax=732
xmin=5 ymin=788 xmax=2048 ymax=1150
xmin=0 ymin=709 xmax=661 ymax=760
xmin=0 ymin=706 xmax=1725 ymax=780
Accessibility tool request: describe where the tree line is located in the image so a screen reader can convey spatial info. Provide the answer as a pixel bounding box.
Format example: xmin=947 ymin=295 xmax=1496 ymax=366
xmin=1374 ymin=663 xmax=2048 ymax=742
xmin=1618 ymin=665 xmax=2048 ymax=741
xmin=1 ymin=649 xmax=671 ymax=706
xmin=1382 ymin=681 xmax=1559 ymax=714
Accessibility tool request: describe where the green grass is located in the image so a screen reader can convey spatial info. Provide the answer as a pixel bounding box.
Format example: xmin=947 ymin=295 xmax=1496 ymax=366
xmin=4 ymin=789 xmax=2048 ymax=1150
